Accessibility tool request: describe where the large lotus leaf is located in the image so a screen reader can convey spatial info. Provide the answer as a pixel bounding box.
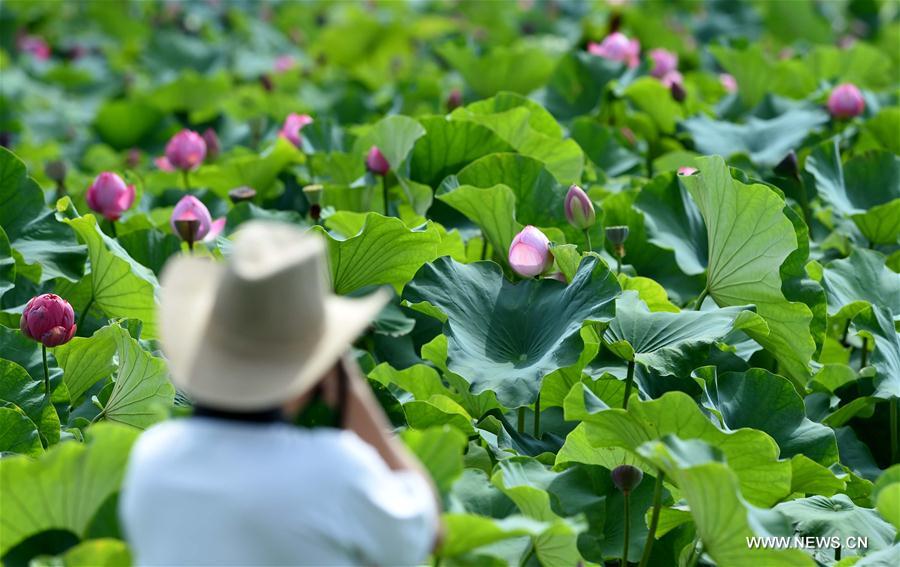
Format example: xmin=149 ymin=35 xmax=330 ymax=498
xmin=633 ymin=173 xmax=708 ymax=276
xmin=0 ymin=148 xmax=85 ymax=283
xmin=0 ymin=326 xmax=62 ymax=384
xmin=410 ymin=117 xmax=513 ymax=187
xmin=859 ymin=107 xmax=900 ymax=155
xmin=0 ymin=406 xmax=42 ymax=456
xmin=853 ymin=306 xmax=900 ymax=400
xmin=0 ymin=423 xmax=139 ymax=555
xmin=821 ymin=249 xmax=900 ymax=322
xmin=624 ymin=78 xmax=683 ymax=136
xmin=570 ymin=391 xmax=792 ymax=506
xmin=95 ymin=326 xmax=174 ymax=428
xmin=437 ymin=42 xmax=561 ymax=98
xmin=313 ymin=213 xmax=441 ymax=295
xmin=63 ymin=215 xmax=160 ymax=339
xmin=570 ymin=118 xmax=642 ymax=177
xmin=876 ymin=484 xmax=900 ymax=533
xmin=435 ymin=181 xmax=522 ymax=259
xmin=0 ymin=226 xmax=14 ymax=300
xmin=403 ymin=256 xmax=619 ymax=407
xmin=776 ymin=495 xmax=896 ymax=562
xmin=542 ymin=51 xmax=623 ymax=120
xmin=637 ymin=440 xmax=814 ymax=567
xmin=807 ymin=43 xmax=896 ymax=90
xmin=604 ymin=291 xmax=764 ymax=378
xmin=710 ymin=369 xmax=838 ymax=464
xmin=53 ymin=324 xmax=118 ymax=404
xmin=192 ymin=137 xmax=303 ymax=200
xmin=0 ymin=359 xmax=60 ymax=446
xmin=45 ymin=538 xmax=132 ymax=567
xmin=401 ymin=426 xmax=466 ymax=494
xmin=353 ymin=115 xmax=426 ymax=174
xmin=460 ymin=92 xmax=562 ymax=137
xmin=680 ymin=156 xmax=816 ymax=382
xmin=806 ymin=140 xmax=900 ymax=245
xmin=439 ymin=513 xmax=547 ymax=558
xmin=681 ymin=106 xmax=828 ymax=167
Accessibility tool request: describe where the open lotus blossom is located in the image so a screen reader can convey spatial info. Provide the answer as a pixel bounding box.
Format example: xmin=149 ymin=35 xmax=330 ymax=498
xmin=165 ymin=129 xmax=207 ymax=171
xmin=587 ymin=32 xmax=640 ymax=68
xmin=17 ymin=34 xmax=51 ymax=60
xmin=827 ymin=83 xmax=865 ymax=119
xmin=280 ymin=113 xmax=313 ymax=147
xmin=86 ymin=172 xmax=136 ymax=221
xmin=365 ymin=146 xmax=390 ymax=176
xmin=508 ymin=226 xmax=553 ymax=278
xmin=564 ymin=184 xmax=596 ymax=230
xmin=677 ymin=166 xmax=698 ymax=175
xmin=649 ymin=48 xmax=677 ymax=78
xmin=20 ymin=294 xmax=76 ymax=347
xmin=274 ymin=55 xmax=296 ymax=72
xmin=170 ymin=195 xmax=225 ymax=246
xmin=719 ymin=73 xmax=738 ymax=93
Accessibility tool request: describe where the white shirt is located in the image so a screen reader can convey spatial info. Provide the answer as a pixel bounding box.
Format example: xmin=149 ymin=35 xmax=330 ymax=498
xmin=120 ymin=418 xmax=437 ymax=566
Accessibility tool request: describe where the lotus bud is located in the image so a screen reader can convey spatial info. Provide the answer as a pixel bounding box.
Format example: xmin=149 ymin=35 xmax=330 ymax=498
xmin=677 ymin=166 xmax=698 ymax=176
xmin=587 ymin=32 xmax=640 ymax=68
xmin=274 ymin=55 xmax=296 ymax=73
xmin=20 ymin=294 xmax=76 ymax=347
xmin=17 ymin=34 xmax=51 ymax=60
xmin=446 ymin=88 xmax=463 ymax=111
xmin=365 ymin=146 xmax=390 ymax=176
xmin=828 ymin=83 xmax=865 ymax=119
xmin=669 ymin=76 xmax=687 ymax=102
xmin=649 ymin=48 xmax=677 ymax=79
xmin=86 ymin=172 xmax=136 ymax=221
xmin=259 ymin=74 xmax=274 ymax=91
xmin=280 ymin=113 xmax=313 ymax=147
xmin=202 ymin=128 xmax=220 ymax=160
xmin=774 ymin=151 xmax=799 ymax=179
xmin=719 ymin=73 xmax=737 ymax=93
xmin=228 ymin=186 xmax=257 ymax=204
xmin=165 ymin=129 xmax=207 ymax=171
xmin=565 ymin=184 xmax=596 ymax=230
xmin=508 ymin=226 xmax=553 ymax=278
xmin=611 ymin=464 xmax=643 ymax=495
xmin=170 ymin=195 xmax=213 ymax=247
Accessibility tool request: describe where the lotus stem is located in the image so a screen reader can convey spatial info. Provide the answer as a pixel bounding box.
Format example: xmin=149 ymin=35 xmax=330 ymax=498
xmin=686 ymin=540 xmax=703 ymax=567
xmin=584 ymin=228 xmax=592 ymax=252
xmin=517 ymin=407 xmax=525 ymax=434
xmin=861 ymin=337 xmax=868 ymax=369
xmin=638 ymin=471 xmax=665 ymax=567
xmin=182 ymin=169 xmax=191 ymax=191
xmin=109 ymin=220 xmax=117 ymax=238
xmin=694 ymin=288 xmax=708 ymax=310
xmin=533 ymin=396 xmax=541 ymax=438
xmin=796 ymin=175 xmax=813 ymax=231
xmin=77 ymin=295 xmax=94 ymax=332
xmin=42 ymin=345 xmax=49 ymax=398
xmin=382 ymin=177 xmax=389 ymax=216
xmin=622 ymin=360 xmax=636 ymax=409
xmin=622 ymin=491 xmax=631 ymax=566
xmin=480 ymin=236 xmax=488 ymax=261
xmin=891 ymin=399 xmax=897 ymax=464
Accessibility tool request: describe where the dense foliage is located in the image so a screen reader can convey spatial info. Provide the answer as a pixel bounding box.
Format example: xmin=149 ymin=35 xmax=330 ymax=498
xmin=1 ymin=1 xmax=899 ymax=566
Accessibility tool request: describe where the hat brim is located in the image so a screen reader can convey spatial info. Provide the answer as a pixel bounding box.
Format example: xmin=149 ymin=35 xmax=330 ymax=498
xmin=159 ymin=256 xmax=390 ymax=411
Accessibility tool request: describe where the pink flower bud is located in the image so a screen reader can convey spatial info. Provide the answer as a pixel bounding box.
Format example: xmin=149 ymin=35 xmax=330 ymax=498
xmin=165 ymin=129 xmax=207 ymax=171
xmin=365 ymin=146 xmax=390 ymax=176
xmin=827 ymin=83 xmax=865 ymax=120
xmin=677 ymin=166 xmax=698 ymax=176
xmin=660 ymin=70 xmax=683 ymax=90
xmin=154 ymin=156 xmax=175 ymax=172
xmin=86 ymin=172 xmax=136 ymax=221
xmin=447 ymin=89 xmax=463 ymax=111
xmin=202 ymin=128 xmax=220 ymax=159
xmin=587 ymin=32 xmax=641 ymax=68
xmin=508 ymin=226 xmax=553 ymax=278
xmin=719 ymin=73 xmax=738 ymax=93
xmin=279 ymin=113 xmax=313 ymax=147
xmin=170 ymin=195 xmax=213 ymax=244
xmin=20 ymin=294 xmax=76 ymax=347
xmin=17 ymin=34 xmax=51 ymax=60
xmin=274 ymin=55 xmax=296 ymax=73
xmin=649 ymin=48 xmax=677 ymax=79
xmin=564 ymin=184 xmax=596 ymax=230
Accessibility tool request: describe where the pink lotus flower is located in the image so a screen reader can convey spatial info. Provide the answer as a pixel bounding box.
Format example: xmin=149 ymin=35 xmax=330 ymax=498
xmin=365 ymin=146 xmax=390 ymax=176
xmin=20 ymin=294 xmax=76 ymax=347
xmin=170 ymin=195 xmax=225 ymax=246
xmin=649 ymin=48 xmax=677 ymax=79
xmin=155 ymin=156 xmax=175 ymax=172
xmin=279 ymin=113 xmax=313 ymax=147
xmin=17 ymin=34 xmax=51 ymax=60
xmin=564 ymin=184 xmax=596 ymax=230
xmin=827 ymin=83 xmax=865 ymax=120
xmin=446 ymin=89 xmax=463 ymax=111
xmin=587 ymin=32 xmax=640 ymax=68
xmin=165 ymin=129 xmax=207 ymax=171
xmin=719 ymin=73 xmax=738 ymax=93
xmin=677 ymin=166 xmax=698 ymax=176
xmin=274 ymin=55 xmax=296 ymax=73
xmin=660 ymin=70 xmax=683 ymax=90
xmin=508 ymin=226 xmax=553 ymax=278
xmin=86 ymin=172 xmax=135 ymax=221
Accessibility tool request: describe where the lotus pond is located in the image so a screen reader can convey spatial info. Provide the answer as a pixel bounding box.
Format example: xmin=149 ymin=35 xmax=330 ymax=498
xmin=1 ymin=1 xmax=899 ymax=566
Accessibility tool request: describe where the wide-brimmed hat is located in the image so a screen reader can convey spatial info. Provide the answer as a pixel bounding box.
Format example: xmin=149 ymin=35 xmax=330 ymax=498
xmin=159 ymin=221 xmax=389 ymax=411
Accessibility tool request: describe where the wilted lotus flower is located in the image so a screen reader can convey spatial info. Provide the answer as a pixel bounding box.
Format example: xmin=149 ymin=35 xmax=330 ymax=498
xmin=508 ymin=226 xmax=553 ymax=278
xmin=366 ymin=146 xmax=390 ymax=176
xmin=446 ymin=89 xmax=463 ymax=111
xmin=719 ymin=73 xmax=738 ymax=93
xmin=17 ymin=34 xmax=51 ymax=60
xmin=279 ymin=113 xmax=313 ymax=147
xmin=611 ymin=464 xmax=643 ymax=495
xmin=677 ymin=166 xmax=698 ymax=176
xmin=565 ymin=184 xmax=596 ymax=230
xmin=587 ymin=32 xmax=640 ymax=68
xmin=202 ymin=128 xmax=220 ymax=160
xmin=165 ymin=129 xmax=207 ymax=171
xmin=20 ymin=294 xmax=76 ymax=347
xmin=170 ymin=195 xmax=224 ymax=248
xmin=828 ymin=83 xmax=865 ymax=119
xmin=86 ymin=172 xmax=136 ymax=221
xmin=649 ymin=48 xmax=677 ymax=79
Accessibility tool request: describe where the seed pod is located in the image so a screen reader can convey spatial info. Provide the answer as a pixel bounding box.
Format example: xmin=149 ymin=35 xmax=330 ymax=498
xmin=611 ymin=465 xmax=643 ymax=495
xmin=228 ymin=186 xmax=257 ymax=204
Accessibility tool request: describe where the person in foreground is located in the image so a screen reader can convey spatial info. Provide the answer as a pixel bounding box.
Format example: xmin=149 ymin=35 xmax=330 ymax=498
xmin=120 ymin=221 xmax=441 ymax=566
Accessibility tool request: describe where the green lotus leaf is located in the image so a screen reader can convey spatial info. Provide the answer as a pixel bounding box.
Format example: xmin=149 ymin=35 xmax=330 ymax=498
xmin=94 ymin=326 xmax=174 ymax=429
xmin=876 ymin=483 xmax=900 ymax=532
xmin=0 ymin=406 xmax=42 ymax=456
xmin=0 ymin=423 xmax=139 ymax=556
xmin=93 ymin=98 xmax=163 ymax=149
xmin=404 ymin=255 xmax=619 ymax=407
xmin=0 ymin=359 xmax=60 ymax=446
xmin=822 ymin=249 xmax=900 ymax=323
xmin=570 ymin=118 xmax=641 ymax=177
xmin=807 ymin=43 xmax=896 ymax=90
xmin=410 ymin=116 xmax=513 ymax=187
xmin=618 ymin=275 xmax=679 ymax=313
xmin=42 ymin=538 xmax=132 ymax=567
xmin=437 ymin=42 xmax=561 ymax=98
xmin=852 ymin=306 xmax=900 ymax=400
xmin=63 ymin=215 xmax=160 ymax=339
xmin=439 ymin=513 xmax=548 ymax=558
xmin=711 ymin=45 xmax=817 ymax=108
xmin=679 ymin=156 xmax=817 ymax=382
xmin=402 ymin=426 xmax=467 ymax=494
xmin=0 ymin=327 xmax=62 ymax=384
xmin=435 ymin=180 xmax=521 ymax=260
xmin=117 ymin=228 xmax=183 ymax=277
xmin=569 ymin=391 xmax=792 ymax=506
xmin=859 ymin=107 xmax=900 ymax=154
xmin=0 ymin=226 xmax=14 ymax=300
xmin=806 ymin=140 xmax=900 ymax=245
xmin=543 ymin=51 xmax=623 ymax=120
xmin=53 ymin=325 xmax=118 ymax=404
xmin=681 ymin=106 xmax=828 ymax=167
xmin=353 ymin=115 xmax=426 ymax=173
xmin=625 ymin=78 xmax=683 ymax=135
xmin=790 ymin=454 xmax=846 ymax=497
xmin=191 ymin=137 xmax=303 ymax=200
xmin=313 ymin=213 xmax=441 ymax=295
xmin=0 ymin=148 xmax=85 ymax=283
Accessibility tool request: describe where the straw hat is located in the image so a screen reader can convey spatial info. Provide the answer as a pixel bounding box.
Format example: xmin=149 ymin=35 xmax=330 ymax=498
xmin=159 ymin=221 xmax=389 ymax=411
